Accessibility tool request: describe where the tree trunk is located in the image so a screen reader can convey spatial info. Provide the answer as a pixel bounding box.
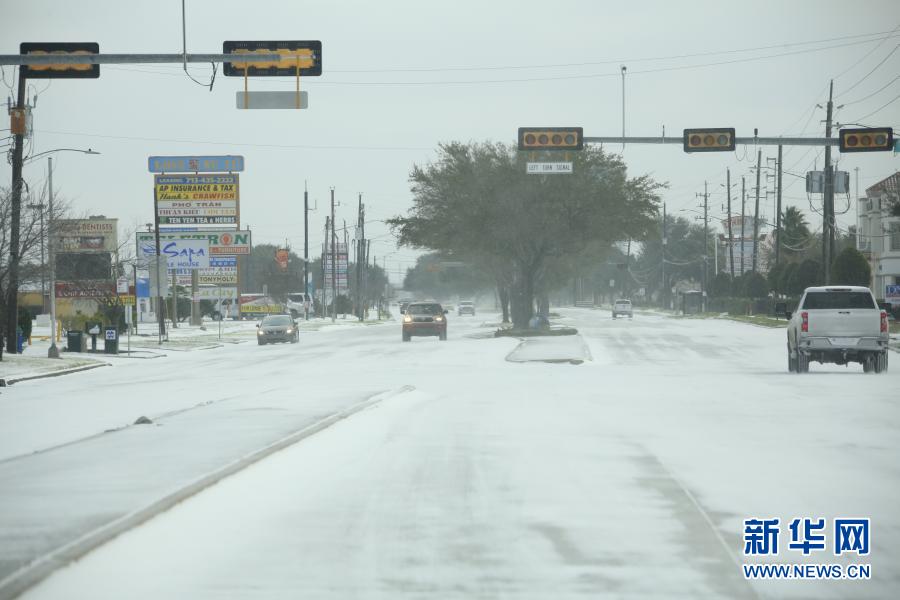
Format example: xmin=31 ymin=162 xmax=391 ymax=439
xmin=537 ymin=293 xmax=550 ymax=317
xmin=509 ymin=267 xmax=535 ymax=329
xmin=497 ymin=284 xmax=510 ymax=323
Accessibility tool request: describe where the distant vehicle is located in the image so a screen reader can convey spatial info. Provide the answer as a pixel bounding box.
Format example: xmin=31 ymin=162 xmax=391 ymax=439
xmin=402 ymin=302 xmax=448 ymax=341
xmin=785 ymin=286 xmax=889 ymax=373
xmin=458 ymin=301 xmax=475 ymax=316
xmin=285 ymin=292 xmax=311 ymax=318
xmin=398 ymin=298 xmax=414 ymax=315
xmin=612 ymin=299 xmax=633 ymax=319
xmin=257 ymin=314 xmax=299 ymax=345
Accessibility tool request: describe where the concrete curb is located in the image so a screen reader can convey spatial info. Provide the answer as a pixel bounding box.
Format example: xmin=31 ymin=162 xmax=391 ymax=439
xmin=0 ymin=362 xmax=109 ymax=387
xmin=0 ymin=385 xmax=415 ymax=600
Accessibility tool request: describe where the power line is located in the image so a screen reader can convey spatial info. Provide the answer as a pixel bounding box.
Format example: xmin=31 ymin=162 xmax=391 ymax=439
xmin=103 ymin=29 xmax=900 ymax=75
xmin=835 ymin=44 xmax=900 ymax=97
xmin=848 ymin=89 xmax=900 ymax=123
xmin=102 ymin=35 xmax=900 ymax=87
xmin=841 ymin=75 xmax=900 ymax=106
xmin=832 ymin=24 xmax=900 ymax=81
xmin=35 ymin=128 xmax=434 ymax=152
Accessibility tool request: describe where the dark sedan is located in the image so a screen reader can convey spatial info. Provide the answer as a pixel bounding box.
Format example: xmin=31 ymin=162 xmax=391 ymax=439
xmin=257 ymin=314 xmax=299 ymax=345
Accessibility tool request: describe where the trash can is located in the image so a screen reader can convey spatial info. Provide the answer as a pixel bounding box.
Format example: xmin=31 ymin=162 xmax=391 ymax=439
xmin=16 ymin=327 xmax=24 ymax=354
xmin=66 ymin=330 xmax=85 ymax=352
xmin=104 ymin=327 xmax=119 ymax=354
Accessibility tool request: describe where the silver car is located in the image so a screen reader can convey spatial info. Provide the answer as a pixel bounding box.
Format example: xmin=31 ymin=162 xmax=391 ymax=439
xmin=612 ymin=299 xmax=633 ymax=319
xmin=257 ymin=314 xmax=299 ymax=345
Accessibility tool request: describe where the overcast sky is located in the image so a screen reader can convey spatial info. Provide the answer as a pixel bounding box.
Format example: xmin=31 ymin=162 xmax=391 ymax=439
xmin=3 ymin=0 xmax=899 ymax=281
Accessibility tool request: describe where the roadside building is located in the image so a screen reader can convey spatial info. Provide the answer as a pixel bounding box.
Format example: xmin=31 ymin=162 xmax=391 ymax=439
xmin=858 ymin=173 xmax=900 ymax=305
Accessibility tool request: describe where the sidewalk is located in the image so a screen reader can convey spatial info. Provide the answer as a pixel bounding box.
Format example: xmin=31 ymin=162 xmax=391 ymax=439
xmin=0 ymin=355 xmax=107 ymax=386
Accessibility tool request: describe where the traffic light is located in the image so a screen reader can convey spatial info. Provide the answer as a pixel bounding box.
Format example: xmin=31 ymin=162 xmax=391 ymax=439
xmin=683 ymin=128 xmax=736 ymax=153
xmin=223 ymin=41 xmax=322 ymax=77
xmin=518 ymin=127 xmax=584 ymax=151
xmin=20 ymin=43 xmax=100 ymax=79
xmin=839 ymin=127 xmax=893 ymax=153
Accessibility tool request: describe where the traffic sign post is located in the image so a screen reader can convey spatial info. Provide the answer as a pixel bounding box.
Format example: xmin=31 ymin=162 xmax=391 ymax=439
xmin=148 ymin=155 xmax=244 ymax=173
xmin=526 ymin=162 xmax=573 ymax=175
xmin=235 ymin=91 xmax=308 ymax=109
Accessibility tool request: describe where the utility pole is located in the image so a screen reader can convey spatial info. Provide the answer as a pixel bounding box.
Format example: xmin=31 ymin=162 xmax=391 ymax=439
xmin=171 ymin=268 xmax=178 ymax=328
xmin=320 ymin=225 xmax=328 ymax=318
xmin=152 ymin=181 xmax=166 ymax=343
xmin=702 ymin=181 xmax=708 ymax=310
xmin=752 ymin=150 xmax=762 ymax=274
xmin=661 ymin=202 xmax=667 ymax=309
xmin=727 ymin=168 xmax=734 ymax=280
xmin=330 ymin=188 xmax=336 ymax=322
xmin=356 ymin=193 xmax=364 ymax=321
xmin=365 ymin=238 xmax=371 ymax=320
xmin=776 ymin=144 xmax=783 ymax=266
xmin=823 ymin=79 xmax=835 ymax=283
xmin=5 ymin=69 xmax=26 ymax=353
xmin=740 ymin=176 xmax=746 ymax=276
xmin=303 ymin=181 xmax=309 ymax=320
xmin=620 ymin=65 xmax=626 ymax=153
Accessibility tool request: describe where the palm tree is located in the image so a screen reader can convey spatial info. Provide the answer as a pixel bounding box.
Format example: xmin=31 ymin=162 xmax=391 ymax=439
xmin=781 ymin=206 xmax=812 ymax=258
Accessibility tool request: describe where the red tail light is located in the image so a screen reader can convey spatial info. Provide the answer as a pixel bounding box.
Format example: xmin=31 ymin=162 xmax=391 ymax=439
xmin=881 ymin=311 xmax=889 ymax=333
xmin=801 ymin=312 xmax=808 ymax=333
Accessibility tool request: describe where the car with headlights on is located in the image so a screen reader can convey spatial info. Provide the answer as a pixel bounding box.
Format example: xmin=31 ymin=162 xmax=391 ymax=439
xmin=256 ymin=314 xmax=299 ymax=345
xmin=402 ymin=302 xmax=448 ymax=341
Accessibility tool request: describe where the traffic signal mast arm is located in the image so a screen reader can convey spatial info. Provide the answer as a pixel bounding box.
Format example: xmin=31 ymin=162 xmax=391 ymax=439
xmin=582 ymin=136 xmax=840 ymax=147
xmin=0 ymin=52 xmax=296 ymax=66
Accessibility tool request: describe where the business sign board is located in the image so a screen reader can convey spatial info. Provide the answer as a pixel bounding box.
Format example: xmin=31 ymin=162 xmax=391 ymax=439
xmin=136 ymin=230 xmax=251 ymax=255
xmin=196 ymin=287 xmax=238 ymax=300
xmin=323 ymin=242 xmax=349 ymax=290
xmin=148 ymin=155 xmax=244 ymax=173
xmin=55 ymin=282 xmax=115 ymax=298
xmin=886 ymin=284 xmax=900 ymax=302
xmin=176 ymin=268 xmax=238 ymax=286
xmin=155 ymin=174 xmax=239 ymax=225
xmin=138 ymin=238 xmax=210 ymax=270
xmin=54 ymin=218 xmax=118 ymax=253
xmin=722 ymin=216 xmax=758 ymax=239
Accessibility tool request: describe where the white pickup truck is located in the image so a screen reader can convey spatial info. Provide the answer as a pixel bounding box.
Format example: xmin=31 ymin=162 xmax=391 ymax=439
xmin=786 ymin=286 xmax=889 ymax=373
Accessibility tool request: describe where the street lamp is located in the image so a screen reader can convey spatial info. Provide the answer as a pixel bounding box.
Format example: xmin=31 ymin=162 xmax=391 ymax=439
xmin=37 ymin=148 xmax=101 ymax=358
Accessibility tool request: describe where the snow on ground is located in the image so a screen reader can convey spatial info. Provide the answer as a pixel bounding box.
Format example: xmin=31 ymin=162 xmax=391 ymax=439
xmin=7 ymin=310 xmax=899 ymax=599
xmin=0 ymin=354 xmax=105 ymax=382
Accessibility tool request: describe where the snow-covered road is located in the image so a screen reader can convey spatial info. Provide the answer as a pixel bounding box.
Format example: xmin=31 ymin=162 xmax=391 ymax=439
xmin=5 ymin=310 xmax=898 ymax=599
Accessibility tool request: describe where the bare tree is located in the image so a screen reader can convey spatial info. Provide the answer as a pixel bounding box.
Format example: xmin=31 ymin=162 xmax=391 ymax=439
xmin=1 ymin=184 xmax=74 ymax=319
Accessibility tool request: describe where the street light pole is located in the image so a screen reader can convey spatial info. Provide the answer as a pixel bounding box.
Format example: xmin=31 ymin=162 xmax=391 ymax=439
xmin=47 ymin=157 xmax=60 ymax=358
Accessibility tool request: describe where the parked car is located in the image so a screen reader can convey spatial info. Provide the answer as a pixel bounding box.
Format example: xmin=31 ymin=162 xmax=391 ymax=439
xmin=785 ymin=286 xmax=889 ymax=373
xmin=257 ymin=314 xmax=299 ymax=345
xmin=402 ymin=302 xmax=448 ymax=341
xmin=458 ymin=301 xmax=476 ymax=316
xmin=612 ymin=299 xmax=633 ymax=319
